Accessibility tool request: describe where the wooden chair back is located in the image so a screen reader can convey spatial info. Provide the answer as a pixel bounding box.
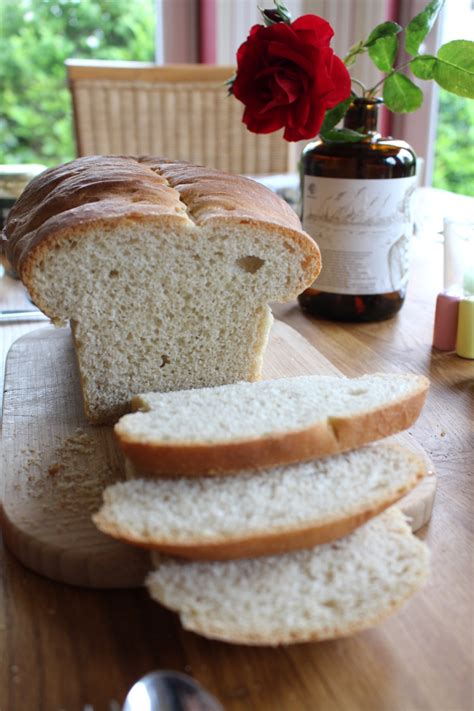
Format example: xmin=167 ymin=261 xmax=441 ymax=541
xmin=66 ymin=60 xmax=296 ymax=175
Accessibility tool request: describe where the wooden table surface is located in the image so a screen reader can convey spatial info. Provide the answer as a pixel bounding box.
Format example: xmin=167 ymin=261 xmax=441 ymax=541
xmin=1 ymin=188 xmax=473 ymax=711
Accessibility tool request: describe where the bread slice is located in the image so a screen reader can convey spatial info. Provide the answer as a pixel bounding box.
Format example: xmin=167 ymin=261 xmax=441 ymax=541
xmin=145 ymin=507 xmax=429 ymax=645
xmin=3 ymin=156 xmax=320 ymax=424
xmin=115 ymin=373 xmax=429 ymax=475
xmin=93 ymin=444 xmax=426 ymax=559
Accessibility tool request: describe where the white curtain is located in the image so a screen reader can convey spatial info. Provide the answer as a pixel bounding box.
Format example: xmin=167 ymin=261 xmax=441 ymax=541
xmin=211 ymin=0 xmax=388 ymax=92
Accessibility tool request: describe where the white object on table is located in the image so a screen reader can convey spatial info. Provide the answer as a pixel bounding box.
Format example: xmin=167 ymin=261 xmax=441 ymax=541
xmin=443 ymin=217 xmax=474 ymax=293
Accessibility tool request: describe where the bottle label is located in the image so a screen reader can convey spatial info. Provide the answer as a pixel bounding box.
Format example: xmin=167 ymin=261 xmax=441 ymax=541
xmin=302 ymin=175 xmax=417 ymax=295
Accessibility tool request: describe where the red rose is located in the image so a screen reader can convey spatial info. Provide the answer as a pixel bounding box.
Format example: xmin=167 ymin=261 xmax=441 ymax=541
xmin=232 ymin=15 xmax=351 ymax=141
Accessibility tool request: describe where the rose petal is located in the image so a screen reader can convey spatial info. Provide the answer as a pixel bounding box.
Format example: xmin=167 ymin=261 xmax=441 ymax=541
xmin=288 ymin=79 xmax=312 ymax=126
xmin=283 ymin=102 xmax=325 ymax=140
xmin=326 ymin=54 xmax=352 ymax=105
xmin=274 ymin=72 xmax=304 ymax=104
xmin=266 ymin=40 xmax=316 ymax=76
xmin=255 ymin=67 xmax=303 ymax=106
xmin=243 ymin=105 xmax=286 ymax=134
xmin=291 ymin=15 xmax=334 ymax=46
xmin=303 ymin=102 xmax=327 ymax=137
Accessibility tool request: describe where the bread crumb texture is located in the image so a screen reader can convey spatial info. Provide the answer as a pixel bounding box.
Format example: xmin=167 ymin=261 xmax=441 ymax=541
xmin=146 ymin=508 xmax=429 ymax=645
xmin=94 ymin=444 xmax=424 ymax=549
xmin=123 ymin=373 xmax=428 ymax=443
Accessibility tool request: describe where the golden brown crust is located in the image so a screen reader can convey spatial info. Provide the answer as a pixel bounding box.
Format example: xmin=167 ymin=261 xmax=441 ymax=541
xmin=116 ymin=420 xmax=337 ymax=477
xmin=329 ymin=389 xmax=428 ymax=450
xmin=115 ymin=381 xmax=429 ymax=477
xmin=148 ymin=158 xmax=302 ymax=230
xmin=3 ymin=155 xmax=320 ymax=281
xmin=95 ymin=466 xmax=424 ymax=560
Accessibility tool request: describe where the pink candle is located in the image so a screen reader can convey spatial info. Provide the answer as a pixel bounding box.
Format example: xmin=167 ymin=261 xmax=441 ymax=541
xmin=433 ymin=290 xmax=461 ymax=351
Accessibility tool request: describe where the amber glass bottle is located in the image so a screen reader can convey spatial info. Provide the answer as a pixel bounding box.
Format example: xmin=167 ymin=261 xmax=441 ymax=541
xmin=298 ymin=98 xmax=417 ymax=322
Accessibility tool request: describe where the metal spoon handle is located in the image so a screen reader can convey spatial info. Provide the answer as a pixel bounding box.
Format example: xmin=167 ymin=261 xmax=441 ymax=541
xmin=122 ymin=671 xmax=223 ymax=711
xmin=0 ymin=309 xmax=50 ymax=323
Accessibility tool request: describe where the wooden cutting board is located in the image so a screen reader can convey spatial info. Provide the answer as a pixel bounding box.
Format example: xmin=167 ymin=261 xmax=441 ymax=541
xmin=0 ymin=322 xmax=436 ymax=589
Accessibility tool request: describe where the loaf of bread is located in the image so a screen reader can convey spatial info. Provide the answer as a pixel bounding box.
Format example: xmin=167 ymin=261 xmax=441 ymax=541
xmin=146 ymin=507 xmax=429 ymax=645
xmin=93 ymin=443 xmax=426 ymax=559
xmin=3 ymin=156 xmax=320 ymax=424
xmin=115 ymin=373 xmax=429 ymax=475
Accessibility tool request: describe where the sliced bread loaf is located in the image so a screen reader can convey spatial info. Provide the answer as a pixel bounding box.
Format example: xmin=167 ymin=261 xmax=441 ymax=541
xmin=146 ymin=507 xmax=429 ymax=645
xmin=115 ymin=373 xmax=429 ymax=475
xmin=3 ymin=156 xmax=320 ymax=424
xmin=93 ymin=444 xmax=426 ymax=559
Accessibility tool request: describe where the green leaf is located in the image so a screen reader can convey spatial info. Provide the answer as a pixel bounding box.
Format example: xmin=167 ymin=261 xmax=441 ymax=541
xmin=225 ymin=73 xmax=236 ymax=95
xmin=274 ymin=0 xmax=291 ymax=20
xmin=405 ymin=0 xmax=445 ymax=57
xmin=368 ymin=34 xmax=398 ymax=72
xmin=411 ymin=55 xmax=437 ymax=80
xmin=365 ymin=21 xmax=401 ymax=48
xmin=320 ymin=98 xmax=353 ymax=133
xmin=383 ymin=73 xmax=424 ymax=112
xmin=320 ymin=128 xmax=368 ymax=143
xmin=434 ymin=40 xmax=474 ymax=98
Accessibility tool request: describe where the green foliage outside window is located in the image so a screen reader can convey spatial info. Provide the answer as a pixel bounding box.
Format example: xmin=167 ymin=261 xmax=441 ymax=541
xmin=432 ymin=89 xmax=474 ymax=196
xmin=0 ymin=0 xmax=155 ymax=166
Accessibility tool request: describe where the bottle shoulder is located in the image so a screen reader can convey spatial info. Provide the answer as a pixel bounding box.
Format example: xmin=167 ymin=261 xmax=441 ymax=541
xmin=302 ymin=137 xmax=416 ymax=179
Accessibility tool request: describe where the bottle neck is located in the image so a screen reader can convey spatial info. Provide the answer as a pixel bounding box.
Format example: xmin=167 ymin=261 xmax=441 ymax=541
xmin=343 ymin=98 xmax=383 ymax=134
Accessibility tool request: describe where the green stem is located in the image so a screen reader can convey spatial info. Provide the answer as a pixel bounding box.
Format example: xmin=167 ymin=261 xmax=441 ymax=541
xmin=351 ymin=77 xmax=368 ymax=95
xmin=343 ymin=41 xmax=366 ymax=67
xmin=366 ymin=59 xmax=414 ymax=96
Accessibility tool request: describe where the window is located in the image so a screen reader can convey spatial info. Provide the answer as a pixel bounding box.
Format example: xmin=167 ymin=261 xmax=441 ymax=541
xmin=0 ymin=0 xmax=155 ymax=166
xmin=432 ymin=0 xmax=474 ymax=196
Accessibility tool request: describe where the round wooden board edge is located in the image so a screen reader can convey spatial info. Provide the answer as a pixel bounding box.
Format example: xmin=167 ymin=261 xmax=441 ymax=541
xmin=0 ymin=498 xmax=151 ymax=589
